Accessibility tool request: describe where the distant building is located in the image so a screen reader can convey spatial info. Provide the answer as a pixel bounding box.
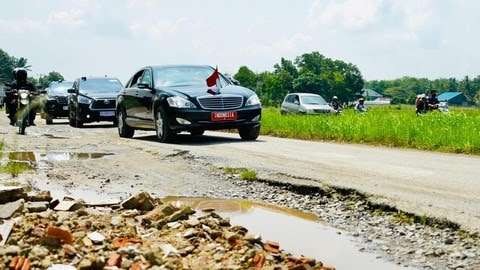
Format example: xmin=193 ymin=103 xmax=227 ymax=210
xmin=437 ymin=92 xmax=468 ymax=106
xmin=361 ymin=88 xmax=391 ymax=105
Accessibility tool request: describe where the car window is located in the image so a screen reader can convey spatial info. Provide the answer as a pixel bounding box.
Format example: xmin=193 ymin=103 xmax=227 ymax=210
xmin=293 ymin=95 xmax=300 ymax=104
xmin=79 ymin=78 xmax=123 ymax=94
xmin=140 ymin=69 xmax=152 ymax=86
xmin=301 ymin=95 xmax=327 ymax=105
xmin=129 ymin=70 xmax=144 ymax=88
xmin=153 ymin=66 xmax=228 ymax=87
xmin=285 ymin=95 xmax=294 ymax=103
xmin=48 ymin=81 xmax=73 ymax=96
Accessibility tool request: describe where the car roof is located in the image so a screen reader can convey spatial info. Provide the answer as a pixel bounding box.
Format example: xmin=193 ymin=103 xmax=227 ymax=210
xmin=149 ymin=65 xmax=213 ymax=70
xmin=76 ymin=77 xmax=120 ymax=81
xmin=288 ymin=93 xmax=321 ymax=96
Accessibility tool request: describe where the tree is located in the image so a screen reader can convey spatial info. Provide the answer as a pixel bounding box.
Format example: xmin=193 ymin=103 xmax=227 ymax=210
xmin=38 ymin=71 xmax=64 ymax=88
xmin=0 ymin=49 xmax=32 ymax=84
xmin=234 ymin=66 xmax=257 ymax=90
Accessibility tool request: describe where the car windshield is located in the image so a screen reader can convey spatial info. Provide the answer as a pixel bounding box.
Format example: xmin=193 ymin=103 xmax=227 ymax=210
xmin=79 ymin=78 xmax=123 ymax=93
xmin=301 ymin=95 xmax=327 ymax=105
xmin=48 ymin=82 xmax=73 ymax=96
xmin=153 ymin=66 xmax=228 ymax=87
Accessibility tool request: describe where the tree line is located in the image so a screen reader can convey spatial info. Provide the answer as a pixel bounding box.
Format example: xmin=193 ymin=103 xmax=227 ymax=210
xmin=233 ymin=51 xmax=365 ymax=106
xmin=0 ymin=48 xmax=64 ymax=89
xmin=366 ymin=77 xmax=480 ymax=105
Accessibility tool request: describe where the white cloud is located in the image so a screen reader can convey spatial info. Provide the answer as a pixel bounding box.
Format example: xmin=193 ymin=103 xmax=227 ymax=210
xmin=47 ymin=9 xmax=86 ymax=27
xmin=308 ymin=0 xmax=384 ymax=30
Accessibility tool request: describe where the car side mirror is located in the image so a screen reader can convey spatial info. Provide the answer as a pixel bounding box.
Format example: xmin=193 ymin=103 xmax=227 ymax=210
xmin=137 ymin=83 xmax=151 ymax=90
xmin=294 ymin=100 xmax=300 ymax=105
xmin=67 ymin=88 xmax=77 ymax=94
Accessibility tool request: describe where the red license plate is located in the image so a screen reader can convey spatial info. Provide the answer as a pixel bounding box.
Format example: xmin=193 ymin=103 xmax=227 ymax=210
xmin=211 ymin=111 xmax=237 ymax=121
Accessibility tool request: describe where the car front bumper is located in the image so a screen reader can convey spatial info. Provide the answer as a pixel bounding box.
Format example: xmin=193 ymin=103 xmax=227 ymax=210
xmin=44 ymin=100 xmax=69 ymax=118
xmin=76 ymin=104 xmax=116 ymax=122
xmin=166 ymin=106 xmax=262 ymax=132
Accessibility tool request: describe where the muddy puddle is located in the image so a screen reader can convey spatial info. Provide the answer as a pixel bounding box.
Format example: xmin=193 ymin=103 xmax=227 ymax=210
xmin=165 ymin=197 xmax=415 ymax=270
xmin=6 ymin=151 xmax=113 ymax=164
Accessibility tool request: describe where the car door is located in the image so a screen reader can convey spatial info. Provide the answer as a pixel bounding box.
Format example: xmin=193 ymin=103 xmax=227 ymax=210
xmin=291 ymin=94 xmax=301 ymax=113
xmin=136 ymin=68 xmax=154 ymax=122
xmin=124 ymin=70 xmax=144 ymax=120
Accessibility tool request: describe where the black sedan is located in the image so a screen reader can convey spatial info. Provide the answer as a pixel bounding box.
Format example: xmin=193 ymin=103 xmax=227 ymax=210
xmin=116 ymin=65 xmax=262 ymax=142
xmin=68 ymin=77 xmax=123 ymax=127
xmin=42 ymin=81 xmax=73 ymax=124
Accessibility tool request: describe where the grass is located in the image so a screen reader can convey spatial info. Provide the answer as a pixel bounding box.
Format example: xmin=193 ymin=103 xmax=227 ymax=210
xmin=0 ymin=161 xmax=33 ymax=177
xmin=0 ymin=142 xmax=33 ymax=177
xmin=261 ymin=106 xmax=480 ymax=155
xmin=223 ymin=167 xmax=258 ymax=181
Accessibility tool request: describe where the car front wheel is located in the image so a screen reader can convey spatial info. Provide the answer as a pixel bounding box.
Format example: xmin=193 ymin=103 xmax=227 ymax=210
xmin=155 ymin=107 xmax=175 ymax=143
xmin=239 ymin=125 xmax=260 ymax=141
xmin=117 ymin=110 xmax=134 ymax=138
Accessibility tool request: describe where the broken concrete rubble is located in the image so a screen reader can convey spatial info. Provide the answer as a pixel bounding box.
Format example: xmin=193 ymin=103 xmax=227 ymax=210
xmin=0 ymin=199 xmax=24 ymax=219
xmin=120 ymin=192 xmax=155 ymax=211
xmin=0 ymin=192 xmax=333 ymax=269
xmin=0 ymin=186 xmax=26 ymax=204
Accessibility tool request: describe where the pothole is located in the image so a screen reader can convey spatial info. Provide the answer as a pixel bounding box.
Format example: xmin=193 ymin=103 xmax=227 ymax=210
xmin=164 ymin=196 xmax=416 ymax=270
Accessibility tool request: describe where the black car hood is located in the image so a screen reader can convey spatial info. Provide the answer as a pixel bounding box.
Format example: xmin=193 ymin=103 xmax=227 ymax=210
xmin=160 ymin=85 xmax=255 ymax=98
xmin=79 ymin=92 xmax=117 ymax=99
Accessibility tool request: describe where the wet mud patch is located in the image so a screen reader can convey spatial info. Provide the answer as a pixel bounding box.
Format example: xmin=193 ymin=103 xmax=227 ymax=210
xmin=6 ymin=151 xmax=114 ymax=163
xmin=164 ymin=196 xmax=413 ymax=270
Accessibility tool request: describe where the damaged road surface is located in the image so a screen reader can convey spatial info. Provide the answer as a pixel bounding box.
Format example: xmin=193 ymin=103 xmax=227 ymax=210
xmin=1 ymin=118 xmax=480 ymax=269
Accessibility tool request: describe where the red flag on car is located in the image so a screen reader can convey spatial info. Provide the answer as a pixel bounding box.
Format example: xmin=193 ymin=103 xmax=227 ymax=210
xmin=206 ymin=67 xmax=221 ymax=94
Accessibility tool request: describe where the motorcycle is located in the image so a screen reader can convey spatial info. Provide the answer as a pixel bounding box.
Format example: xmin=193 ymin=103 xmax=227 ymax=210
xmin=15 ymin=89 xmax=33 ymax=135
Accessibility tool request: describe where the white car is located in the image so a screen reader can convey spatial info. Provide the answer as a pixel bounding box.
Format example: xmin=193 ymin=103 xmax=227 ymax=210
xmin=281 ymin=93 xmax=334 ymax=114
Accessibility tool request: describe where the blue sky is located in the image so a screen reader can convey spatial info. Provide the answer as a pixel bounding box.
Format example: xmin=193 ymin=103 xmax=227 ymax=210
xmin=1 ymin=0 xmax=479 ymax=82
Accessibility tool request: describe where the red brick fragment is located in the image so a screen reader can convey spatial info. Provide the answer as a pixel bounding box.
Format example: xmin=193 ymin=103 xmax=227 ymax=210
xmin=264 ymin=241 xmax=280 ymax=253
xmin=9 ymin=256 xmax=19 ymax=270
xmin=9 ymin=257 xmax=30 ymax=270
xmin=253 ymin=253 xmax=266 ymax=269
xmin=46 ymin=226 xmax=74 ymax=244
xmin=112 ymin=237 xmax=142 ymax=248
xmin=107 ymin=253 xmax=122 ymax=267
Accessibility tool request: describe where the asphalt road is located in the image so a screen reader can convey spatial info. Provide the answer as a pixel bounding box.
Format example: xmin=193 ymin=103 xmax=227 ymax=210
xmin=2 ymin=117 xmax=479 ymax=232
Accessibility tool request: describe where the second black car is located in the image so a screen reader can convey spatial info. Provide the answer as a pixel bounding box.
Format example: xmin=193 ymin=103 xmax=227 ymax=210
xmin=68 ymin=77 xmax=123 ymax=127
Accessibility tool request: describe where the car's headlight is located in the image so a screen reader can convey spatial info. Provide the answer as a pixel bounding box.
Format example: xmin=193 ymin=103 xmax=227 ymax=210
xmin=78 ymin=96 xmax=92 ymax=104
xmin=246 ymin=95 xmax=261 ymax=106
xmin=167 ymin=96 xmax=196 ymax=108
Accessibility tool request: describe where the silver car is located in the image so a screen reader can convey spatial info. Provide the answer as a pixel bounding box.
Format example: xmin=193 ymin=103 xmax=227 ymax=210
xmin=280 ymin=93 xmax=334 ymax=114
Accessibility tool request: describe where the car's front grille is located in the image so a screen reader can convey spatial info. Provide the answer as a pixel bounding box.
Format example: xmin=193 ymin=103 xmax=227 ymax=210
xmin=56 ymin=96 xmax=68 ymax=105
xmin=197 ymin=95 xmax=243 ymax=110
xmin=91 ymin=99 xmax=116 ymax=110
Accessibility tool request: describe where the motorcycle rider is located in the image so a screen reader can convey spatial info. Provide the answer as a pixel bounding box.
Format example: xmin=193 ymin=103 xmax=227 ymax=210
xmin=5 ymin=68 xmax=37 ymax=126
xmin=426 ymin=90 xmax=440 ymax=111
xmin=330 ymin=96 xmax=343 ymax=113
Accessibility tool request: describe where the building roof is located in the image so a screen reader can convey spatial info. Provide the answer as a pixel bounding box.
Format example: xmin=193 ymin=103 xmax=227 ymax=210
xmin=362 ymin=88 xmax=383 ymax=98
xmin=438 ymin=92 xmax=464 ymax=101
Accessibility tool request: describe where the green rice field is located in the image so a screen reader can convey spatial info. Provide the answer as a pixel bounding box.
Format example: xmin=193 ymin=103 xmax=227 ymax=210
xmin=261 ymin=106 xmax=480 ymax=155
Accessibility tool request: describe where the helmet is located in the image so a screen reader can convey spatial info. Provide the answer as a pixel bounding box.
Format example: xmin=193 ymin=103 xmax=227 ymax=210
xmin=332 ymin=96 xmax=338 ymax=100
xmin=13 ymin=68 xmax=27 ymax=82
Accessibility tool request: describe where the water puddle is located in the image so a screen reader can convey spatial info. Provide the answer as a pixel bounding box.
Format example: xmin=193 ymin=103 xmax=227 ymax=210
xmin=165 ymin=197 xmax=415 ymax=270
xmin=6 ymin=151 xmax=113 ymax=163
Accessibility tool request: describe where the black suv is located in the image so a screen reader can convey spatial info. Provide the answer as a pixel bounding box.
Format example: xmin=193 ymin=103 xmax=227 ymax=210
xmin=68 ymin=77 xmax=123 ymax=127
xmin=42 ymin=81 xmax=73 ymax=124
xmin=116 ymin=65 xmax=262 ymax=142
